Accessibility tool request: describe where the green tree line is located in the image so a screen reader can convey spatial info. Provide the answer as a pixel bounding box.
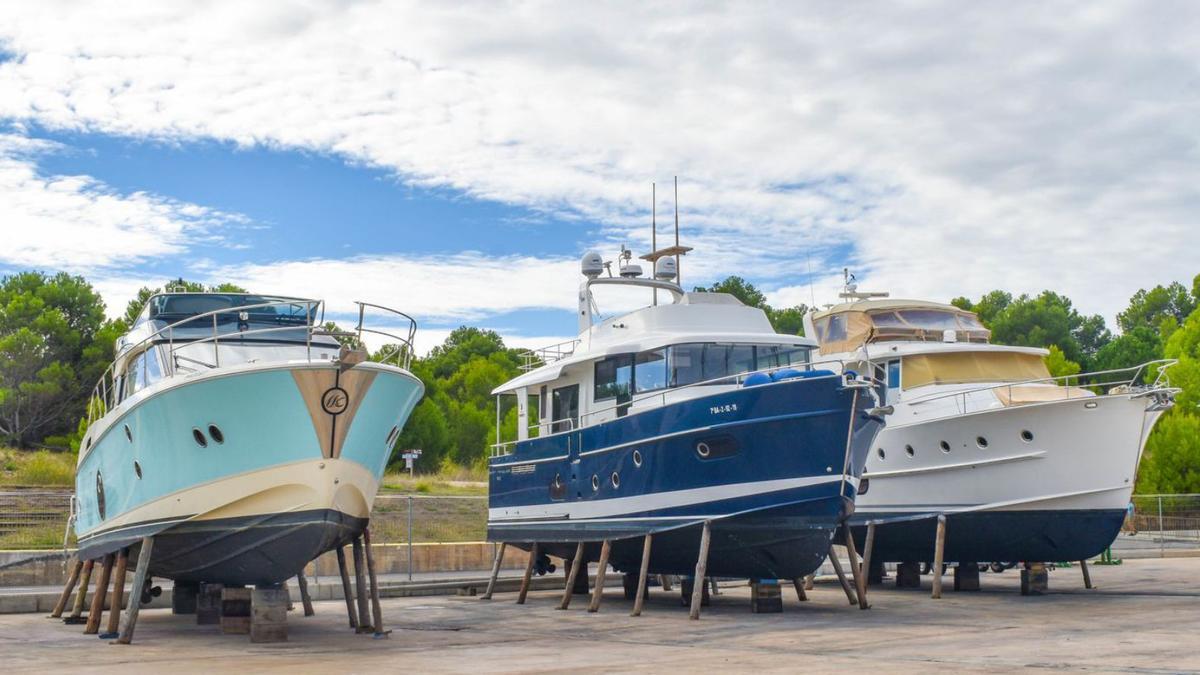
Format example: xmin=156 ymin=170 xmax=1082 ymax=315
xmin=1 ymin=269 xmax=1198 ymax=492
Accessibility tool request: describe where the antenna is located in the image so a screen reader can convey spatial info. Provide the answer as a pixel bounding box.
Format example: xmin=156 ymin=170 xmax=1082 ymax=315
xmin=674 ymin=176 xmax=680 ymax=288
xmin=838 ymin=268 xmax=889 ymax=301
xmin=805 ymin=250 xmax=816 ymax=308
xmin=652 ymin=182 xmax=657 ymax=306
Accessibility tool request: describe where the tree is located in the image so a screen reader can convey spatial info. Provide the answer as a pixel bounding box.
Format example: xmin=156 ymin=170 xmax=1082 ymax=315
xmin=1135 ymin=300 xmax=1200 ymax=493
xmin=0 ymin=272 xmax=109 ymax=447
xmin=1117 ymin=280 xmax=1198 ymax=334
xmin=1043 ymin=345 xmax=1081 ymax=379
xmin=693 ymin=276 xmax=808 ymax=335
xmin=956 ymin=290 xmax=1110 ymax=369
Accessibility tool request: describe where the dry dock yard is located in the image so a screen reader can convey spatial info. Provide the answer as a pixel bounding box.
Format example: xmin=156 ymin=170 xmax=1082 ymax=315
xmin=1 ymin=557 xmax=1197 ymax=674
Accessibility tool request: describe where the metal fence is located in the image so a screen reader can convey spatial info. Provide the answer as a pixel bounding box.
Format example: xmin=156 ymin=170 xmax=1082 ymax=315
xmin=0 ymin=491 xmax=488 ymax=551
xmin=1112 ymin=494 xmax=1200 ymax=555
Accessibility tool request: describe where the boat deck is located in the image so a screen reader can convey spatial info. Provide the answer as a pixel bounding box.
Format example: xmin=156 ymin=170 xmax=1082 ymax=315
xmin=3 ymin=557 xmax=1199 ymax=673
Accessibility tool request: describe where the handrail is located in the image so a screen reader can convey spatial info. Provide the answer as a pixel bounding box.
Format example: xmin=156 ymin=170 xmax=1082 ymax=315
xmin=489 ymin=355 xmax=878 ymax=457
xmin=85 ymin=297 xmax=418 ymax=429
xmin=519 ymin=339 xmax=581 ymax=372
xmin=904 ymin=359 xmax=1179 ymax=413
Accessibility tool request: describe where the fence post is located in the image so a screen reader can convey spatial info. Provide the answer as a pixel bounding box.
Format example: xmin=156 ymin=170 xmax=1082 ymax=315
xmin=407 ymin=495 xmax=414 ymax=581
xmin=1158 ymin=496 xmax=1165 ymax=557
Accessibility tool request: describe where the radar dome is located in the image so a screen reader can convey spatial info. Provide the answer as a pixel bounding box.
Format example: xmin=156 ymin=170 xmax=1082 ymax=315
xmin=581 ymin=251 xmax=603 ymax=278
xmin=619 ymin=263 xmax=643 ymax=278
xmin=654 ymin=257 xmax=678 ymax=281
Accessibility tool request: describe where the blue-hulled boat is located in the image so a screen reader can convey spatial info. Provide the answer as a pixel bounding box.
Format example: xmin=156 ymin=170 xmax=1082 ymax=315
xmin=73 ymin=292 xmax=423 ymax=585
xmin=488 ymin=249 xmax=888 ymax=581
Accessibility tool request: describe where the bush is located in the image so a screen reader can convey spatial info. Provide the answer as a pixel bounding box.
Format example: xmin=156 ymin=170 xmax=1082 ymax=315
xmin=15 ymin=450 xmax=75 ymax=487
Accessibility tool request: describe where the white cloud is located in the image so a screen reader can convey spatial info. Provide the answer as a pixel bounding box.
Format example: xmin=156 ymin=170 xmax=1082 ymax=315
xmin=1 ymin=3 xmax=1199 ymax=325
xmin=0 ymin=132 xmax=246 ymax=272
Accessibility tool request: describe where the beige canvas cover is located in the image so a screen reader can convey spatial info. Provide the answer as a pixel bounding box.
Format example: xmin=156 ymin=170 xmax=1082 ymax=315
xmin=902 ymin=351 xmax=1050 ymax=389
xmin=814 ymin=311 xmax=874 ymax=355
xmin=994 ymin=384 xmax=1094 ymax=406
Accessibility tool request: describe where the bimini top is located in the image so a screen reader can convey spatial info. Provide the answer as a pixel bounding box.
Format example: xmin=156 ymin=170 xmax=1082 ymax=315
xmin=809 ymin=298 xmax=990 ymax=355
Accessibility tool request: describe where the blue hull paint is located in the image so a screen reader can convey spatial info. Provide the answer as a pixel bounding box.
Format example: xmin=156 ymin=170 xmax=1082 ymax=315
xmin=74 ymin=363 xmax=422 ymax=584
xmin=489 ymin=374 xmax=883 ymax=579
xmin=850 ymin=509 xmax=1129 ymax=564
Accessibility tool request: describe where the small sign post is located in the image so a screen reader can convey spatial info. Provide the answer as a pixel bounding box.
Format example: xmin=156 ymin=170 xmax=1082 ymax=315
xmin=401 ymin=449 xmax=422 ymax=479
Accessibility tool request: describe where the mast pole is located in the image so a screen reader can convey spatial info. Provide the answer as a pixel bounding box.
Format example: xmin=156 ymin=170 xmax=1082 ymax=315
xmin=674 ymin=176 xmax=681 ymax=289
xmin=652 ymin=182 xmax=658 ymax=306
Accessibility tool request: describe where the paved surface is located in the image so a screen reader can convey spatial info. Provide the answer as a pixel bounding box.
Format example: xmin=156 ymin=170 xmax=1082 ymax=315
xmin=2 ymin=558 xmax=1198 ymax=673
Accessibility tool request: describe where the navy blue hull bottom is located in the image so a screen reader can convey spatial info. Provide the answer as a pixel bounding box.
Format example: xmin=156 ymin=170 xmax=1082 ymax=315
xmin=849 ymin=509 xmax=1128 ymax=564
xmin=77 ymin=509 xmax=366 ymax=586
xmin=500 ymin=496 xmax=854 ymax=580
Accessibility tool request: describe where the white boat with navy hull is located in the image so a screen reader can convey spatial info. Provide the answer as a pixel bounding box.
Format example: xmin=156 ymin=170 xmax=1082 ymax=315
xmin=74 ymin=293 xmax=423 ymax=585
xmin=488 ymin=249 xmax=887 ymax=582
xmin=806 ymin=278 xmax=1178 ymax=567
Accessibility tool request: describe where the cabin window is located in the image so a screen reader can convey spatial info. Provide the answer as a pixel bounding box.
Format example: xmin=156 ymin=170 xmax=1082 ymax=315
xmin=824 ymin=314 xmax=848 ymax=342
xmin=634 ymin=349 xmax=668 ymax=393
xmin=123 ymin=353 xmax=144 ymax=399
xmin=144 ymin=347 xmax=164 ymax=385
xmin=757 ymin=345 xmax=811 ymax=369
xmin=887 ymin=359 xmax=901 ymax=389
xmin=668 ymin=344 xmax=705 ymax=387
xmin=539 ymin=385 xmax=547 ymax=421
xmin=594 ymin=354 xmax=633 ymax=402
xmin=552 ymin=384 xmax=580 ymax=433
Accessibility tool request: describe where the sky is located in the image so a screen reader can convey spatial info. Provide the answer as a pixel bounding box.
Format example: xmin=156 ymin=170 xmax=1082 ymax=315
xmin=1 ymin=2 xmax=1198 ymax=354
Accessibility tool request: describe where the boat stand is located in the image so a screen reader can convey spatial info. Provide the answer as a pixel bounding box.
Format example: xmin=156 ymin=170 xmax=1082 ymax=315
xmin=482 ymin=542 xmax=508 ymax=600
xmin=112 ymin=536 xmax=154 ymax=645
xmin=99 ymin=547 xmax=129 ymax=639
xmin=630 ymin=534 xmax=653 ymax=617
xmin=84 ymin=553 xmax=115 ymax=634
xmin=688 ymin=521 xmax=712 ymax=620
xmin=1080 ymin=560 xmax=1094 ymax=589
xmin=296 ymin=569 xmax=315 ymax=617
xmin=363 ymin=527 xmax=388 ymax=637
xmin=558 ymin=542 xmax=586 ymax=610
xmin=587 ymin=540 xmax=613 ymax=613
xmin=827 ymin=544 xmax=858 ymax=606
xmin=64 ymin=558 xmax=95 ymax=624
xmin=516 ymin=543 xmax=539 ymax=604
xmin=351 ymin=535 xmax=373 ymax=632
xmin=49 ymin=557 xmax=84 ymax=619
xmin=335 ymin=545 xmax=358 ymax=629
xmin=931 ymin=514 xmax=947 ymax=599
xmin=842 ymin=524 xmax=869 ymax=610
xmin=791 ymin=577 xmax=808 ymax=602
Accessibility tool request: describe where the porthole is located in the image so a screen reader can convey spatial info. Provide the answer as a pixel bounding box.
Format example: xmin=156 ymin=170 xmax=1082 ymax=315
xmin=905 ymin=445 xmax=915 ymax=458
xmin=192 ymin=428 xmax=208 ymax=448
xmin=976 ymin=436 xmax=988 ymax=449
xmin=124 ymin=424 xmax=132 ymax=443
xmin=85 ymin=437 xmax=92 ymax=451
xmin=1020 ymin=430 xmax=1034 ymax=443
xmin=696 ymin=442 xmax=711 ymax=458
xmin=591 ymin=474 xmax=600 ymax=491
xmin=940 ymin=440 xmax=951 ymax=453
xmin=133 ymin=461 xmax=143 ymax=479
xmin=632 ymin=450 xmax=643 ymax=467
xmin=611 ymin=472 xmax=621 ymax=489
xmin=876 ymin=447 xmax=886 ymax=460
xmin=95 ymin=471 xmax=106 ymax=520
xmin=207 ymin=425 xmax=225 ymax=444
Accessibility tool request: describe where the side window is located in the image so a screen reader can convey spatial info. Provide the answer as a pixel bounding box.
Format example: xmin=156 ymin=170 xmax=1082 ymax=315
xmin=539 ymin=385 xmax=547 ymax=422
xmin=701 ymin=344 xmax=728 ymax=382
xmin=551 ymin=384 xmax=579 ymax=433
xmin=594 ymin=355 xmax=633 ymax=401
xmin=729 ymin=345 xmax=754 ymax=377
xmin=144 ymin=348 xmax=164 ymax=387
xmin=634 ymin=349 xmax=668 ymax=393
xmin=887 ymin=359 xmax=901 ymax=389
xmin=124 ymin=353 xmax=144 ymax=398
xmin=825 ymin=314 xmax=848 ymax=342
xmin=669 ymin=344 xmax=704 ymax=387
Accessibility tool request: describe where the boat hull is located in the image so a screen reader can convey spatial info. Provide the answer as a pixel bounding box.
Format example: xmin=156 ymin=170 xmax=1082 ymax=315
xmin=74 ymin=361 xmax=423 ymax=585
xmin=489 ymin=373 xmax=882 ymax=579
xmin=852 ymin=392 xmax=1163 ymax=563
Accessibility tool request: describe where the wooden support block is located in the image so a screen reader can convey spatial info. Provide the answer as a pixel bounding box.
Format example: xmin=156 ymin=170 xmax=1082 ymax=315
xmin=1021 ymin=562 xmax=1048 ymax=596
xmin=516 ymin=543 xmax=538 ymax=605
xmin=689 ymin=520 xmax=712 ymax=620
xmin=660 ymin=574 xmax=673 ymax=592
xmin=827 ymin=546 xmax=858 ymax=606
xmin=896 ymin=562 xmax=921 ymax=588
xmin=679 ymin=577 xmax=711 ymax=607
xmin=954 ymin=563 xmax=981 ymax=591
xmin=482 ymin=542 xmax=507 ymax=601
xmin=100 ymin=548 xmax=129 ymax=639
xmin=172 ymin=580 xmax=199 ymax=614
xmin=352 ymin=536 xmax=373 ymax=633
xmin=631 ymin=534 xmax=653 ymax=617
xmin=296 ymin=571 xmax=315 ymax=617
xmin=843 ymin=524 xmax=869 ymax=610
xmin=64 ymin=558 xmax=94 ymax=624
xmin=1081 ymin=560 xmax=1094 ymax=589
xmin=558 ymin=542 xmax=586 ymax=610
xmin=85 ymin=553 xmax=115 ymax=634
xmin=587 ymin=540 xmax=612 ymax=613
xmin=931 ymin=515 xmax=947 ymax=599
xmin=750 ymin=579 xmax=783 ymax=613
xmin=250 ymin=585 xmax=289 ymax=643
xmin=197 ymin=582 xmax=224 ymax=625
xmin=363 ymin=527 xmax=385 ymax=636
xmin=113 ymin=537 xmax=154 ymax=645
xmin=336 ymin=546 xmax=358 ymax=629
xmin=50 ymin=558 xmax=83 ymax=618
xmin=220 ymin=587 xmax=252 ymax=634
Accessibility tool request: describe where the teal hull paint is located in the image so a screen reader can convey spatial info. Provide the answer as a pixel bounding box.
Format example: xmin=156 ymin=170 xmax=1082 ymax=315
xmin=74 ymin=364 xmax=423 ymax=543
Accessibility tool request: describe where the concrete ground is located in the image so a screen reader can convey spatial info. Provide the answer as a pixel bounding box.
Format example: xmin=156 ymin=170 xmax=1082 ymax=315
xmin=2 ymin=557 xmax=1197 ymax=674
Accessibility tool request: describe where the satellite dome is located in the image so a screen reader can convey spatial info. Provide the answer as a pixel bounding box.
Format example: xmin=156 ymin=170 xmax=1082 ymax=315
xmin=581 ymin=251 xmax=603 ymax=278
xmin=619 ymin=263 xmax=643 ymax=278
xmin=654 ymin=257 xmax=678 ymax=281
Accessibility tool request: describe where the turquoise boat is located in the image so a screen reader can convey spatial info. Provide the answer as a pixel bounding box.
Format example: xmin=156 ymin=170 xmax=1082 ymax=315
xmin=73 ymin=293 xmax=423 ymax=585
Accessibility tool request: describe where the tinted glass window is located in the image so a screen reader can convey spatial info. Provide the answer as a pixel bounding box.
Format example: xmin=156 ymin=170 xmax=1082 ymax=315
xmin=887 ymin=360 xmax=901 ymax=388
xmin=552 ymin=384 xmax=579 ymax=433
xmin=758 ymin=345 xmax=811 ymax=369
xmin=634 ymin=349 xmax=668 ymax=393
xmin=669 ymin=344 xmax=705 ymax=387
xmin=594 ymin=354 xmax=633 ymax=401
xmin=730 ymin=345 xmax=754 ymax=376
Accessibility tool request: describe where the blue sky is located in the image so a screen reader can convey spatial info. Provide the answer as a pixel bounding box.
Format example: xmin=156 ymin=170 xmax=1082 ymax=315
xmin=1 ymin=2 xmax=1198 ymax=353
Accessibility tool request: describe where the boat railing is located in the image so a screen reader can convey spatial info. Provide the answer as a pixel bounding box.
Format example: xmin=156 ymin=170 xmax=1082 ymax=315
xmin=903 ymin=358 xmax=1180 ymax=416
xmin=518 ymin=339 xmax=581 ymax=372
xmin=489 ymin=356 xmax=878 ymax=458
xmin=85 ymin=298 xmax=418 ymax=428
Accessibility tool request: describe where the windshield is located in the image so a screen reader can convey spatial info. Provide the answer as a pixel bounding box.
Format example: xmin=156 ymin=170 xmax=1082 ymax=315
xmin=869 ymin=309 xmax=986 ymax=332
xmin=143 ymin=294 xmax=317 ymax=327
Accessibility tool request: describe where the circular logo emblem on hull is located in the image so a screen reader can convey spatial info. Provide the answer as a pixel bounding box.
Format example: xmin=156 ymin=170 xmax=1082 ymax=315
xmin=322 ymin=386 xmax=350 ymax=415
